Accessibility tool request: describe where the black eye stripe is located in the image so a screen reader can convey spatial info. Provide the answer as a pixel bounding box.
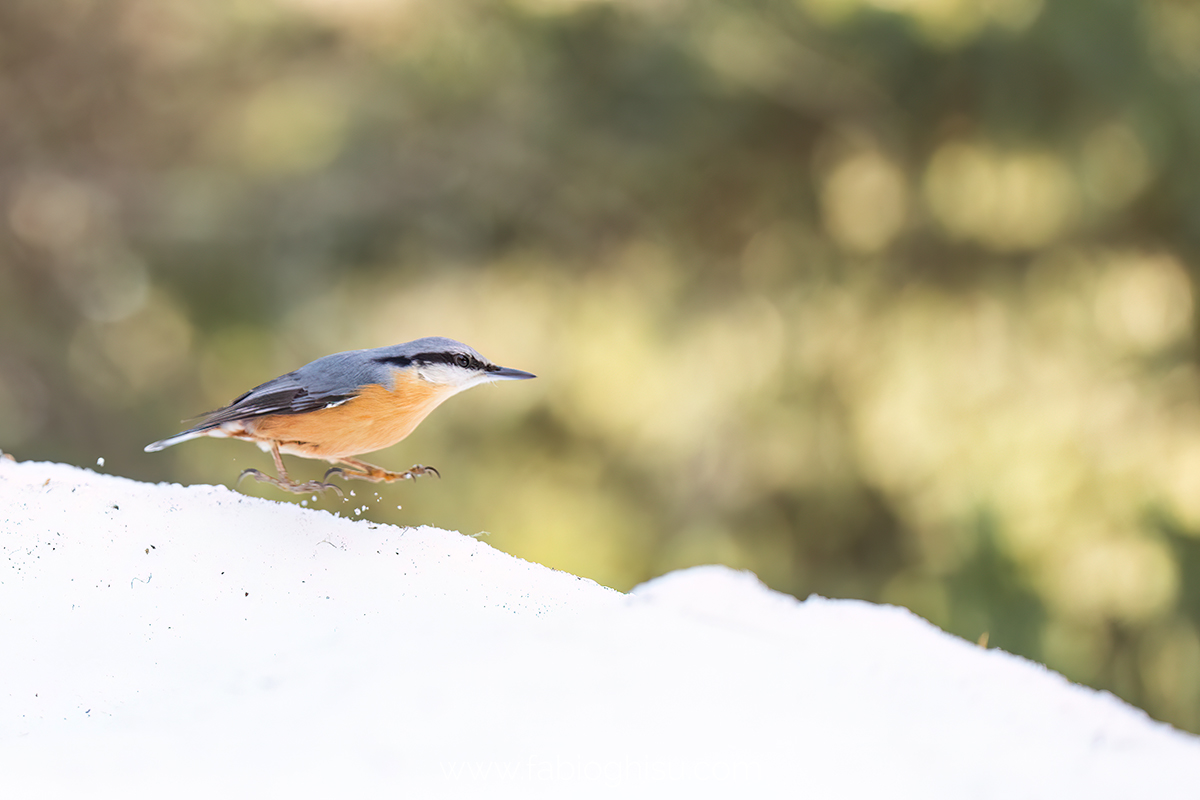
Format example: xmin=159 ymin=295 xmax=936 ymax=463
xmin=376 ymin=352 xmax=484 ymax=370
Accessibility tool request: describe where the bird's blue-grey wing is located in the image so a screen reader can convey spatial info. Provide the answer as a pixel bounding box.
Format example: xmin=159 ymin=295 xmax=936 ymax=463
xmin=144 ymin=348 xmax=400 ymax=451
xmin=190 ymin=350 xmax=391 ymax=430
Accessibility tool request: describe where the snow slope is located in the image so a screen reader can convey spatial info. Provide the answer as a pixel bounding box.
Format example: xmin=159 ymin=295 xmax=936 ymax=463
xmin=2 ymin=459 xmax=1197 ymax=798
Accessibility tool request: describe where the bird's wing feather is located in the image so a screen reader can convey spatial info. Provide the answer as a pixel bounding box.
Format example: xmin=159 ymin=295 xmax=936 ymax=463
xmin=186 ymin=351 xmax=392 ymax=432
xmin=194 ymin=384 xmax=350 ymax=428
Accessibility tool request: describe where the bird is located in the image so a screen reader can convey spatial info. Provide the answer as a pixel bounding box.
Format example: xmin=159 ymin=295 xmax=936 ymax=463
xmin=145 ymin=337 xmax=535 ymax=496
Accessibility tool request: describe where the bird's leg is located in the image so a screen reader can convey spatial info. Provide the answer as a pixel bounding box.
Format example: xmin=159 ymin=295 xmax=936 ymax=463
xmin=324 ymin=456 xmax=440 ymax=485
xmin=238 ymin=441 xmax=344 ymax=497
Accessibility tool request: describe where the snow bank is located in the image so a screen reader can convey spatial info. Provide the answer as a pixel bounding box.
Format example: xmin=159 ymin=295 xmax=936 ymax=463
xmin=2 ymin=459 xmax=1197 ymax=798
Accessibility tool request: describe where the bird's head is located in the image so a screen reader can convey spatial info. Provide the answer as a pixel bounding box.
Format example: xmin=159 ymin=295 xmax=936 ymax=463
xmin=377 ymin=337 xmax=535 ymax=394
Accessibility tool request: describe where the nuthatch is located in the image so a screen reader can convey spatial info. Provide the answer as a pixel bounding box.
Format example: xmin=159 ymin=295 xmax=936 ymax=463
xmin=145 ymin=337 xmax=535 ymax=496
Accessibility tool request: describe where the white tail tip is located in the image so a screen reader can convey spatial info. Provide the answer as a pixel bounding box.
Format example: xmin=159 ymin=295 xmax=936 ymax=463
xmin=144 ymin=430 xmax=205 ymax=453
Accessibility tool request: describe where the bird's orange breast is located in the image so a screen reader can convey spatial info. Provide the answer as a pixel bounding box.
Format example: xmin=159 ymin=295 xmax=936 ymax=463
xmin=247 ymin=370 xmax=452 ymax=459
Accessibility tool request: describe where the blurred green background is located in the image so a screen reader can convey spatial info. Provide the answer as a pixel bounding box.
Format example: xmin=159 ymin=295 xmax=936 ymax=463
xmin=4 ymin=0 xmax=1200 ymax=731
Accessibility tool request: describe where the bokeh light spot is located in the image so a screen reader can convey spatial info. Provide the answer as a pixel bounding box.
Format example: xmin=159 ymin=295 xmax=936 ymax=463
xmin=821 ymin=149 xmax=908 ymax=254
xmin=232 ymin=83 xmax=348 ymax=176
xmin=1093 ymin=252 xmax=1193 ymax=353
xmin=924 ymin=142 xmax=1078 ymax=251
xmin=1081 ymin=123 xmax=1153 ymax=211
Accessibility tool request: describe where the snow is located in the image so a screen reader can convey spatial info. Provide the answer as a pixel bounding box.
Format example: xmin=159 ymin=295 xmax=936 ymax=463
xmin=2 ymin=459 xmax=1198 ymax=798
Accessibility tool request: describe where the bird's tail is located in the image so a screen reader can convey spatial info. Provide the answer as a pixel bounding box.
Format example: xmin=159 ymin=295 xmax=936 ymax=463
xmin=144 ymin=429 xmax=206 ymax=453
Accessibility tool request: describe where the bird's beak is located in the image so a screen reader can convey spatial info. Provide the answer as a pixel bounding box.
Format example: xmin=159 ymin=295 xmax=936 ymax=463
xmin=489 ymin=366 xmax=536 ymax=380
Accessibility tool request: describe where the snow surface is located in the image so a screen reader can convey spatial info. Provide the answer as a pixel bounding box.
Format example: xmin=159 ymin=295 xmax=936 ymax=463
xmin=2 ymin=459 xmax=1198 ymax=799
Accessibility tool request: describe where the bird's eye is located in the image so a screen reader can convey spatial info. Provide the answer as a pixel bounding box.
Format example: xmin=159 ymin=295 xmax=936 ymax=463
xmin=454 ymin=354 xmax=471 ymax=369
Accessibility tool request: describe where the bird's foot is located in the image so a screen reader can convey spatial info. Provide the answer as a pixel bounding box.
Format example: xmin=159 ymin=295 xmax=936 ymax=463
xmin=324 ymin=463 xmax=440 ymax=484
xmin=238 ymin=468 xmax=344 ymax=498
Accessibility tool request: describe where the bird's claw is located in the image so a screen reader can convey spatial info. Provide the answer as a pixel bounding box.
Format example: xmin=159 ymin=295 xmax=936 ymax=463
xmin=324 ymin=463 xmax=440 ymax=484
xmin=393 ymin=464 xmax=439 ymax=480
xmin=236 ymin=468 xmax=263 ymax=486
xmin=309 ymin=481 xmax=344 ymax=498
xmin=237 ymin=468 xmax=344 ymax=498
